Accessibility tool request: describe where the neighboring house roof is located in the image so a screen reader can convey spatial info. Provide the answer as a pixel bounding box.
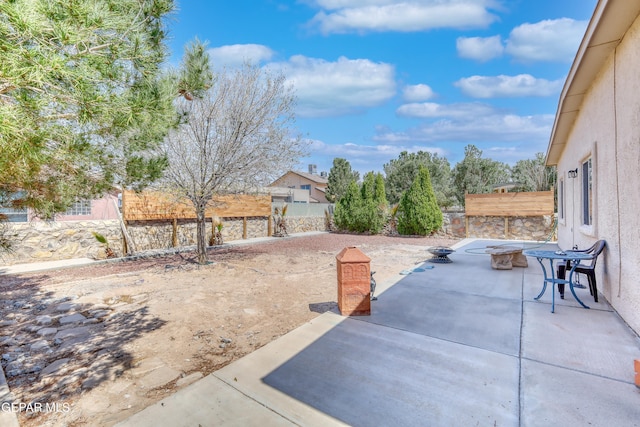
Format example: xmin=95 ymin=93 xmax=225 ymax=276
xmin=270 ymin=170 xmax=328 ymax=186
xmin=546 ymin=0 xmax=640 ymax=165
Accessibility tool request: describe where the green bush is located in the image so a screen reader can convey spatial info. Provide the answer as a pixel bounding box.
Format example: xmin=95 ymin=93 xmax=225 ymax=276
xmin=333 ymin=173 xmax=388 ymax=234
xmin=397 ymin=165 xmax=443 ymax=235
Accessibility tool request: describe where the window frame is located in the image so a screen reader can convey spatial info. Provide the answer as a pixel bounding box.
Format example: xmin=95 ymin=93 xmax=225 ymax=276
xmin=558 ymin=178 xmax=565 ymax=223
xmin=579 ymin=153 xmax=596 ymax=237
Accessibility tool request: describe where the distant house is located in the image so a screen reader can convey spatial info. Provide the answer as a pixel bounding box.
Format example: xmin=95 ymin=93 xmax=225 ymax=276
xmin=546 ymin=0 xmax=640 ymax=333
xmin=268 ymin=166 xmax=329 ymax=203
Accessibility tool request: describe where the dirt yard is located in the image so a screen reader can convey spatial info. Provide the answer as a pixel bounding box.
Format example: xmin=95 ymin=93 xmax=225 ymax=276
xmin=0 ymin=233 xmax=458 ymax=426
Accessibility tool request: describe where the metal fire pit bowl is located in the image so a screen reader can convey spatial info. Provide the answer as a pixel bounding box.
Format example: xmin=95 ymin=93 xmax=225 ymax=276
xmin=428 ymin=246 xmax=455 ymax=263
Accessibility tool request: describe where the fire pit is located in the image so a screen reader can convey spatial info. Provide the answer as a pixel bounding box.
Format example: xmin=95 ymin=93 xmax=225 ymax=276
xmin=428 ymin=246 xmax=455 ymax=263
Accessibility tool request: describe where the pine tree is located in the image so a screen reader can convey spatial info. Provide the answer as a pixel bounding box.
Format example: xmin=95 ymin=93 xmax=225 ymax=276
xmin=333 ymin=181 xmax=361 ymax=231
xmin=0 ymin=0 xmax=176 ymax=218
xmin=397 ymin=166 xmax=443 ymax=235
xmin=326 ymin=158 xmax=359 ymax=203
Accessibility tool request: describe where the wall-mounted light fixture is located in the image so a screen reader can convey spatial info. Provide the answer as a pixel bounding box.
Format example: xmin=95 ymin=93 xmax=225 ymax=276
xmin=568 ymin=168 xmax=578 ymax=178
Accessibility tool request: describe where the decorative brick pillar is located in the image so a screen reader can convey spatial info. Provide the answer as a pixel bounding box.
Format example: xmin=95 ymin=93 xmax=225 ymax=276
xmin=336 ymin=247 xmax=371 ymax=316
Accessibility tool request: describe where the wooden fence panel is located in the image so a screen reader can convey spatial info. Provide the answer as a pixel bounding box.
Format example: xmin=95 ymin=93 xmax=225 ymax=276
xmin=465 ymin=191 xmax=554 ymax=217
xmin=122 ymin=190 xmax=271 ymax=221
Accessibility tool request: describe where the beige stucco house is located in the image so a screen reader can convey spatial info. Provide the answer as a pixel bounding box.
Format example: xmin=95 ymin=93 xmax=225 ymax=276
xmin=268 ymin=169 xmax=329 ymax=203
xmin=546 ymin=0 xmax=640 ymax=334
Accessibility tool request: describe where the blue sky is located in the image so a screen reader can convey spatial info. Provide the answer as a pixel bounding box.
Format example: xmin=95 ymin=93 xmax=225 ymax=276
xmin=165 ymin=0 xmax=598 ymax=176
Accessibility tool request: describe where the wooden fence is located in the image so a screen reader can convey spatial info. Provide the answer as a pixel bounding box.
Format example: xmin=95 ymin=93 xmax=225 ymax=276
xmin=465 ymin=190 xmax=554 ymax=217
xmin=122 ymin=190 xmax=271 ymax=221
xmin=464 ymin=190 xmax=555 ymax=239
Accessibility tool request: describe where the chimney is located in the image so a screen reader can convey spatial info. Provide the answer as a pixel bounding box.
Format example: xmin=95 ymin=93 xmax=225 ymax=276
xmin=308 ymin=164 xmax=317 ymax=174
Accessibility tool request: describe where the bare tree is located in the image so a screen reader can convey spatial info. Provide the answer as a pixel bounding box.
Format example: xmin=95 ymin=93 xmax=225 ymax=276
xmin=161 ymin=63 xmax=307 ymax=264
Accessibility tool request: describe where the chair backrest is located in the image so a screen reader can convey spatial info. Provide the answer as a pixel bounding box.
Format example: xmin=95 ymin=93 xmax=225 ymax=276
xmin=583 ymin=240 xmax=606 ymax=268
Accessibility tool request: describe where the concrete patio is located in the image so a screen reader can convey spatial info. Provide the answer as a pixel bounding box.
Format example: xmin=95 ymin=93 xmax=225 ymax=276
xmin=113 ymin=238 xmax=640 ymax=426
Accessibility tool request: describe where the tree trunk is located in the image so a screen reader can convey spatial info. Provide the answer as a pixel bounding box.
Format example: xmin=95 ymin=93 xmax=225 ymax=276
xmin=196 ymin=207 xmax=207 ymax=264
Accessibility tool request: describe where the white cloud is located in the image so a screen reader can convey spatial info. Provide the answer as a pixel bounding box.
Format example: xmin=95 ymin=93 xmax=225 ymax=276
xmin=376 ymin=100 xmax=554 ymax=144
xmin=207 ymin=44 xmax=275 ymax=67
xmin=402 ymin=84 xmax=435 ymax=102
xmin=397 ymin=101 xmax=497 ymax=118
xmin=505 ymin=18 xmax=588 ymax=62
xmin=270 ymin=55 xmax=396 ymax=117
xmin=456 ymin=35 xmax=503 ymax=61
xmin=454 ymin=74 xmax=564 ymax=98
xmin=307 ymin=0 xmax=499 ymax=34
xmin=307 ymin=137 xmax=447 ymax=175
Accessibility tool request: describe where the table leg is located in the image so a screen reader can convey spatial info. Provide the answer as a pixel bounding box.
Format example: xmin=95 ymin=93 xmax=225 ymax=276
xmin=567 ymin=263 xmax=590 ymax=309
xmin=533 ymin=258 xmax=557 ymax=312
xmin=548 ymin=258 xmax=556 ymax=313
xmin=533 ymin=257 xmax=548 ymax=300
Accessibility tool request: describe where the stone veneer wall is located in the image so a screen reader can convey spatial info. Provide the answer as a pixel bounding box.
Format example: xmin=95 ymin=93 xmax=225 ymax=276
xmin=283 ymin=216 xmax=328 ymax=234
xmin=2 ymin=213 xmax=554 ymax=265
xmin=439 ymin=211 xmax=466 ymax=238
xmin=2 ymin=220 xmax=123 ymax=265
xmin=1 ymin=216 xmax=329 ymax=265
xmin=126 ymin=217 xmax=270 ymax=251
xmin=465 ymin=215 xmax=556 ymax=241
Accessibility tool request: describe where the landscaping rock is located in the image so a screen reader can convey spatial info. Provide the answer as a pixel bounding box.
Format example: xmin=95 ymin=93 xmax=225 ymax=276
xmin=41 ymin=358 xmax=71 ymax=377
xmin=59 ymin=313 xmax=87 ymax=325
xmin=37 ymin=328 xmax=58 ymax=337
xmin=35 ymin=315 xmax=53 ymax=325
xmin=55 ymin=302 xmax=78 ymax=313
xmin=30 ymin=340 xmax=51 ymax=353
xmin=54 ymin=326 xmax=91 ymax=341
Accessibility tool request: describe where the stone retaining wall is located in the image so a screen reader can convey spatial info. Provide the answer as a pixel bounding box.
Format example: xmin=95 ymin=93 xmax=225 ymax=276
xmin=1 ymin=216 xmax=330 ymax=265
xmin=440 ymin=211 xmax=466 ymax=238
xmin=284 ymin=216 xmax=328 ymax=234
xmin=126 ymin=217 xmax=270 ymax=251
xmin=1 ymin=213 xmax=554 ymax=265
xmin=465 ymin=215 xmax=556 ymax=241
xmin=1 ymin=220 xmax=123 ymax=265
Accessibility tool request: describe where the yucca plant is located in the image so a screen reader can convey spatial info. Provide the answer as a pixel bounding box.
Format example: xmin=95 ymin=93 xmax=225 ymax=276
xmin=273 ymin=204 xmax=288 ymax=237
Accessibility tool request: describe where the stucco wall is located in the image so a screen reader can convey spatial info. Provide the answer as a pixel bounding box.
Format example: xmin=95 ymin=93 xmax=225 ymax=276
xmin=555 ymin=15 xmax=640 ymax=334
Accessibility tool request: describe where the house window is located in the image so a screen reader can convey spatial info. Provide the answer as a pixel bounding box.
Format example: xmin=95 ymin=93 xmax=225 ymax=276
xmin=65 ymin=200 xmax=92 ymax=216
xmin=559 ymin=178 xmax=564 ymax=220
xmin=0 ymin=192 xmax=28 ymax=222
xmin=300 ymin=184 xmax=311 ymax=191
xmin=581 ymin=158 xmax=592 ymax=226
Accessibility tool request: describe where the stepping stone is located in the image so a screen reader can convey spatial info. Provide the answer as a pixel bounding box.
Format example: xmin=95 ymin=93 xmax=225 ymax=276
xmin=59 ymin=313 xmax=87 ymax=325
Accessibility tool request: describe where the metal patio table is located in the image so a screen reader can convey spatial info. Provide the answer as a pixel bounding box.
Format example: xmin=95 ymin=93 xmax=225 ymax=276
xmin=523 ymin=249 xmax=595 ymax=313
